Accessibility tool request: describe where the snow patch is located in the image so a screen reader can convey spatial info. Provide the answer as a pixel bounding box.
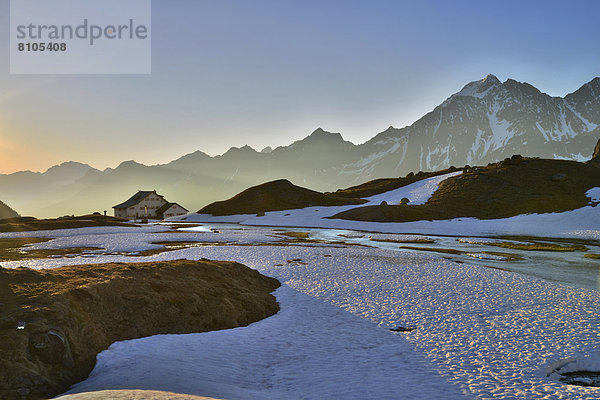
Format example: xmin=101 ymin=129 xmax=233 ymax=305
xmin=553 ymin=153 xmax=591 ymax=162
xmin=177 ymin=201 xmax=600 ymax=242
xmin=487 ymin=107 xmax=514 ymax=152
xmin=535 ymin=122 xmax=550 ymax=142
xmin=587 ymin=188 xmax=600 ymax=203
xmin=41 ymin=233 xmax=600 ymax=400
xmin=452 ymin=75 xmax=500 ymax=99
xmin=563 ymin=99 xmax=598 ymax=132
xmin=340 ymin=138 xmax=405 ymax=177
xmin=366 ymin=171 xmax=461 ymax=205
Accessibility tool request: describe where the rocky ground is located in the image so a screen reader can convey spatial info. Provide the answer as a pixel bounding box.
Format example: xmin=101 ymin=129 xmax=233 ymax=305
xmin=0 ymin=259 xmax=280 ymax=399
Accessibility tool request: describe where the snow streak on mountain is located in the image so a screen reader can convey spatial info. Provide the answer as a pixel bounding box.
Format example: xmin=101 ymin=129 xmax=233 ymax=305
xmin=343 ymin=75 xmax=600 ymax=182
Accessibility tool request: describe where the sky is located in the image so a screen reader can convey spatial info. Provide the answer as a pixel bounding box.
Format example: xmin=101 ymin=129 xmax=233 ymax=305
xmin=1 ymin=0 xmax=599 ymax=174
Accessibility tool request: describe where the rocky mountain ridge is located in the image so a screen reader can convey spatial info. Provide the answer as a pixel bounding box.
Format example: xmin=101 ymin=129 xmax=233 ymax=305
xmin=2 ymin=75 xmax=599 ymax=218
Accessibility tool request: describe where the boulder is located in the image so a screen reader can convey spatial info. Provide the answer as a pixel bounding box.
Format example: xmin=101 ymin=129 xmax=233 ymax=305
xmin=511 ymin=154 xmax=523 ymax=164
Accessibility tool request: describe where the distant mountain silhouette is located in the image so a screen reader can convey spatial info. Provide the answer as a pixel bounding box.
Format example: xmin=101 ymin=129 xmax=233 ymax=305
xmin=0 ymin=200 xmax=19 ymax=220
xmin=0 ymin=162 xmax=98 ymax=217
xmin=2 ymin=76 xmax=599 ymax=218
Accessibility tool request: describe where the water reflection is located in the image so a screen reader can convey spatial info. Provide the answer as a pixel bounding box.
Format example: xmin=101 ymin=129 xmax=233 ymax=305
xmin=177 ymin=223 xmax=600 ymax=292
xmin=306 ymin=228 xmax=600 ymax=291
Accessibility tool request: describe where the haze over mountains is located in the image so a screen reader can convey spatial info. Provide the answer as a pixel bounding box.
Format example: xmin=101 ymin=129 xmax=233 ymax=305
xmin=2 ymin=75 xmax=599 ymax=218
xmin=0 ymin=200 xmax=19 ymax=220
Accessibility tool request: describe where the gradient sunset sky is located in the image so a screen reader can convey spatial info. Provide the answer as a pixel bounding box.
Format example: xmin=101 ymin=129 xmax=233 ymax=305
xmin=1 ymin=0 xmax=599 ymax=174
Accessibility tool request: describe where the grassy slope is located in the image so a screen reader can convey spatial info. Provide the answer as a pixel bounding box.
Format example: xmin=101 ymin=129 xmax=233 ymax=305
xmin=0 ymin=214 xmax=137 ymax=232
xmin=199 ymin=179 xmax=366 ymax=216
xmin=0 ymin=260 xmax=280 ymax=399
xmin=333 ymin=158 xmax=600 ymax=222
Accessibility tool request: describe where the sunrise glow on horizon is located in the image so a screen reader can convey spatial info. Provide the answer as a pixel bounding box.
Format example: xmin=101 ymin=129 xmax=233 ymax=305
xmin=1 ymin=0 xmax=599 ymax=174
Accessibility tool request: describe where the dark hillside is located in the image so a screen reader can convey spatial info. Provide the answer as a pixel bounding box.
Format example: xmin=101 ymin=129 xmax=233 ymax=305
xmin=199 ymin=179 xmax=366 ymax=216
xmin=333 ymin=157 xmax=600 ymax=222
xmin=0 ymin=214 xmax=136 ymax=232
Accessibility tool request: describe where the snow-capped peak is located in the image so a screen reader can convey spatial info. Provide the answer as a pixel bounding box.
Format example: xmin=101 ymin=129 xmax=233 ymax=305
xmin=585 ymin=77 xmax=600 ymax=98
xmin=453 ymin=74 xmax=501 ymax=99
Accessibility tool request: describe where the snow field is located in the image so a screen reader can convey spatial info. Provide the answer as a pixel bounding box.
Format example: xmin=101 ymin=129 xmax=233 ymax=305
xmin=1 ymin=169 xmax=597 ymax=398
xmin=176 ymin=173 xmax=600 ymax=241
xmin=65 ymin=283 xmax=465 ymax=399
xmin=361 ymin=171 xmax=462 ymax=206
xmin=16 ymin=227 xmax=593 ymax=399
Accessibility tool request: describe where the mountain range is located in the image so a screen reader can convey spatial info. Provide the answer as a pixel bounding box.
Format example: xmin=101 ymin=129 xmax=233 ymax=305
xmin=2 ymin=74 xmax=599 ymax=218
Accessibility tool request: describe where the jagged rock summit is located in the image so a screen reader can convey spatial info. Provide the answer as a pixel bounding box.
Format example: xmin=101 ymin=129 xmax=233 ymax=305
xmin=453 ymin=73 xmax=502 ymax=98
xmin=360 ymin=74 xmax=600 ymax=184
xmin=306 ymin=127 xmax=344 ymax=140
